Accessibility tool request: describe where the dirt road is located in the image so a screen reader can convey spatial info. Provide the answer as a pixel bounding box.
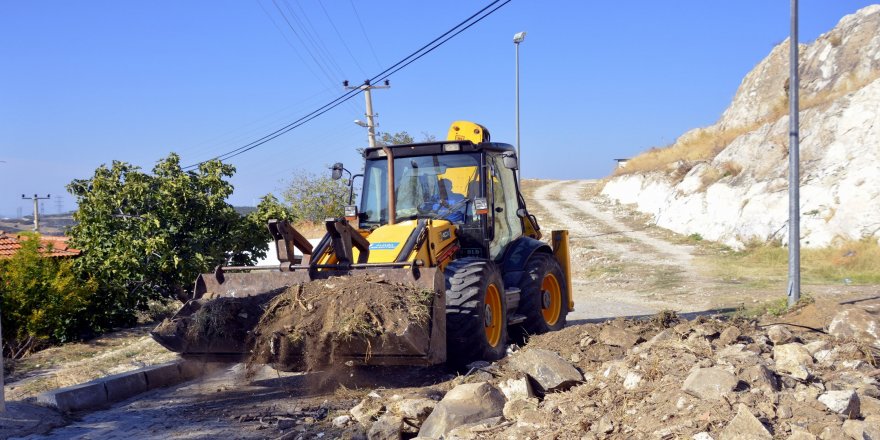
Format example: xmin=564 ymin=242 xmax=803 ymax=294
xmin=13 ymin=179 xmax=875 ymax=439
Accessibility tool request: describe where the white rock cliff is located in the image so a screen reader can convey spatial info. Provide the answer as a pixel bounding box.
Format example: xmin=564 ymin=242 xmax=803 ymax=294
xmin=602 ymin=5 xmax=880 ymax=249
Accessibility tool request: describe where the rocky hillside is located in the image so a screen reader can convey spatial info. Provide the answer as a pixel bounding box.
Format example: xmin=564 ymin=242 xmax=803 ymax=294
xmin=602 ymin=5 xmax=880 ymax=249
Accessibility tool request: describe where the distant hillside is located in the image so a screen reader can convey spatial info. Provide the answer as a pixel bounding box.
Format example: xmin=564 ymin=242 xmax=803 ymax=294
xmin=0 ymin=213 xmax=76 ymax=236
xmin=602 ymin=5 xmax=880 ymax=249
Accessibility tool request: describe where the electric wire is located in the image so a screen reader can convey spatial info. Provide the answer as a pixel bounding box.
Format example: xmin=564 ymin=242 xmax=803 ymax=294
xmin=348 ymin=0 xmax=383 ymax=69
xmin=182 ymin=0 xmax=509 ymax=170
xmin=317 ymin=0 xmax=368 ymax=78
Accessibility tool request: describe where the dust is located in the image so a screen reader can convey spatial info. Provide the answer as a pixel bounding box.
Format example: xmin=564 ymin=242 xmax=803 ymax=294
xmin=248 ymin=273 xmax=434 ymax=372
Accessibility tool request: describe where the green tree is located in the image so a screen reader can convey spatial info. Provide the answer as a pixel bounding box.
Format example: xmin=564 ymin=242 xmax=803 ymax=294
xmin=66 ymin=153 xmax=267 ymax=329
xmin=282 ymin=170 xmax=350 ymax=223
xmin=378 ymin=131 xmax=414 ymax=146
xmin=0 ymin=233 xmax=97 ymax=356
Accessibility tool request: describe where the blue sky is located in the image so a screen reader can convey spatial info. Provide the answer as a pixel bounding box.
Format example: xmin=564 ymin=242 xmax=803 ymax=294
xmin=1 ymin=1 xmax=877 ymax=217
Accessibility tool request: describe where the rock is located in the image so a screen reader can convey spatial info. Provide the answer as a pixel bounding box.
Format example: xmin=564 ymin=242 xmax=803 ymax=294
xmin=333 ymin=415 xmax=352 ymax=428
xmin=804 ymin=340 xmax=829 ymax=355
xmin=718 ymin=404 xmax=771 ymax=440
xmin=828 ymin=308 xmax=880 ymax=348
xmin=507 ymin=349 xmax=584 ymax=393
xmin=417 ymin=382 xmax=504 ymax=439
xmin=682 ymin=367 xmax=739 ymax=400
xmin=740 ymin=364 xmax=779 ymax=392
xmin=864 ymin=416 xmax=880 ymax=440
xmin=774 ymin=343 xmax=814 ymax=380
xmin=767 ymin=325 xmax=794 ymax=345
xmin=842 ymin=419 xmax=866 ymax=440
xmin=787 ymin=426 xmax=817 ymax=440
xmin=502 ymin=397 xmax=538 ymax=421
xmin=693 ymin=433 xmax=714 ymax=440
xmin=367 ymin=414 xmax=402 ymax=440
xmin=595 ymin=415 xmax=614 ymax=434
xmin=717 ymin=326 xmax=741 ymax=346
xmin=388 ymin=398 xmax=436 ymax=433
xmin=351 ymin=397 xmax=385 ymax=427
xmin=445 ymin=417 xmax=503 ymax=439
xmin=623 ymin=371 xmax=643 ymax=390
xmin=818 ymin=390 xmax=860 ymax=418
xmin=860 ymin=394 xmax=880 ymax=417
xmin=599 ymin=325 xmax=641 ymax=348
xmin=777 ymin=405 xmax=792 ymax=419
xmin=497 ymin=377 xmax=534 ymax=401
xmin=819 ymin=425 xmax=846 ymax=440
xmin=515 ymin=409 xmax=547 ymax=429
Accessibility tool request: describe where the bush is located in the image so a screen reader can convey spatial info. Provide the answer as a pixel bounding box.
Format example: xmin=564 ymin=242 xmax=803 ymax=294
xmin=0 ymin=233 xmax=97 ymax=357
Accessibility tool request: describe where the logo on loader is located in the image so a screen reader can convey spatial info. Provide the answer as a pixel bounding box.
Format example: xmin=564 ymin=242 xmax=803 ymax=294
xmin=369 ymin=242 xmax=400 ymax=250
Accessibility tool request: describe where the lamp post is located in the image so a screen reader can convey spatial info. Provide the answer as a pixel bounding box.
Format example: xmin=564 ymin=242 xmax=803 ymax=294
xmin=513 ymin=31 xmax=526 ymax=182
xmin=787 ymin=0 xmax=801 ymax=307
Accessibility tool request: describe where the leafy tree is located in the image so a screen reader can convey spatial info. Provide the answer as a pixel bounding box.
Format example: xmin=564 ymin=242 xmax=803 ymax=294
xmin=378 ymin=131 xmax=414 ymax=146
xmin=66 ymin=153 xmax=267 ymax=328
xmin=281 ymin=170 xmax=350 ymax=223
xmin=0 ymin=233 xmax=97 ymax=357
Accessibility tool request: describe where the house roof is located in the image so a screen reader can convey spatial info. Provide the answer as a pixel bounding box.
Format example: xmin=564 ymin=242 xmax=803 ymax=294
xmin=0 ymin=231 xmax=81 ymax=259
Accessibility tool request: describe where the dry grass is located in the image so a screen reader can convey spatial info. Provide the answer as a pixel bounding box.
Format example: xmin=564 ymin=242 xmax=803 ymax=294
xmin=4 ymin=325 xmax=178 ymax=400
xmin=699 ymin=161 xmax=744 ymax=190
xmin=711 ymin=238 xmax=880 ymax=286
xmin=294 ymin=220 xmax=328 ymax=239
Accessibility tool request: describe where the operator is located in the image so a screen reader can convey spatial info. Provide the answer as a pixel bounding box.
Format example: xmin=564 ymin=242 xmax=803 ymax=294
xmin=426 ymin=178 xmax=466 ymax=222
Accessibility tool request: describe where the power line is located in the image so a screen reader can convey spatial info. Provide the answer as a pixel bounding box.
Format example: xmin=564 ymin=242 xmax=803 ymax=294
xmin=348 ymin=0 xmax=383 ymax=69
xmin=318 ymin=0 xmax=368 ymax=78
xmin=182 ymin=0 xmax=510 ymax=169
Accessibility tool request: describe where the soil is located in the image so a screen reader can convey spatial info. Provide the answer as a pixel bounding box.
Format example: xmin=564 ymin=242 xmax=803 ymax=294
xmin=248 ymin=273 xmax=434 ymax=372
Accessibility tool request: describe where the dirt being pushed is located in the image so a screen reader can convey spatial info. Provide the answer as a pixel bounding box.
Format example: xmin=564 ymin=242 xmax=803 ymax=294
xmin=249 ymin=273 xmax=434 ymax=372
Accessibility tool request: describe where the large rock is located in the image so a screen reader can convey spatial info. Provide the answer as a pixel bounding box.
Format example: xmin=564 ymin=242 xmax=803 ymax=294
xmin=682 ymin=367 xmax=739 ymax=400
xmin=497 ymin=376 xmax=534 ymax=401
xmin=828 ymin=308 xmax=880 ymax=348
xmin=368 ymin=414 xmax=402 ymax=440
xmin=599 ymin=325 xmax=641 ymax=348
xmin=417 ymin=382 xmax=505 ymax=439
xmin=718 ymin=404 xmax=772 ymax=440
xmin=767 ymin=325 xmax=794 ymax=345
xmin=818 ymin=390 xmax=860 ymax=418
xmin=388 ymin=398 xmax=436 ymax=433
xmin=351 ymin=396 xmax=385 ymax=427
xmin=774 ymin=343 xmax=814 ymax=380
xmin=740 ymin=364 xmax=779 ymax=392
xmin=507 ymin=349 xmax=584 ymax=393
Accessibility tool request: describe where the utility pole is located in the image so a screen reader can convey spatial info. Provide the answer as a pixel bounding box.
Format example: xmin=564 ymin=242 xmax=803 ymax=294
xmin=788 ymin=0 xmax=801 ymax=307
xmin=344 ymin=79 xmax=390 ymax=149
xmin=22 ymin=194 xmax=51 ymax=232
xmin=513 ymin=31 xmax=526 ymax=182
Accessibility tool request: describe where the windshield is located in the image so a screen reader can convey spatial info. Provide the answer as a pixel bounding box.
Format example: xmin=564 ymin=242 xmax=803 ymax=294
xmin=360 ymin=153 xmax=481 ymax=226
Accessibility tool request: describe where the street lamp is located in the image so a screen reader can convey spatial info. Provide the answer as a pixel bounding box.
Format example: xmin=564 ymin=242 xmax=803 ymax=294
xmin=513 ymin=31 xmax=526 ymax=181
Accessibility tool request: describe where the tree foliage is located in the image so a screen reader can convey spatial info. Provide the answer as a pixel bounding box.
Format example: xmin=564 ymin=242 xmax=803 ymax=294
xmin=66 ymin=153 xmax=267 ymax=328
xmin=0 ymin=233 xmax=98 ymax=356
xmin=281 ymin=170 xmax=350 ymax=223
xmin=378 ymin=131 xmax=414 ymax=146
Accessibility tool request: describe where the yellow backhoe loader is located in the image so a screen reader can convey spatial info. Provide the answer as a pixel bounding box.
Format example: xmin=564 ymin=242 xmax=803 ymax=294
xmin=152 ymin=121 xmax=572 ymax=367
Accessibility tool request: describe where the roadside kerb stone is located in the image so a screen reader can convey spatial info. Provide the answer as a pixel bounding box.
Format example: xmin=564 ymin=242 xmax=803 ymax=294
xmin=36 ymin=359 xmax=218 ymax=413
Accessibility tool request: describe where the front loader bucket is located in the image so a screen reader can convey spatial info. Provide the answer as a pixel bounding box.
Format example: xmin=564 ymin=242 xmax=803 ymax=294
xmin=151 ymin=267 xmax=447 ymax=368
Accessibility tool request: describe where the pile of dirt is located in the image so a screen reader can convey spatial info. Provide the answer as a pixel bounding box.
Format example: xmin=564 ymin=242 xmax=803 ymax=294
xmin=249 ymin=273 xmax=434 ymax=371
xmin=323 ymin=301 xmax=880 ymax=439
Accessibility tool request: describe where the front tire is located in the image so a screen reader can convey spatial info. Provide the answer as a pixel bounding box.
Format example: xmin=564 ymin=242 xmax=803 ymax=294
xmin=517 ymin=252 xmax=568 ymax=336
xmin=444 ymin=258 xmax=508 ymax=365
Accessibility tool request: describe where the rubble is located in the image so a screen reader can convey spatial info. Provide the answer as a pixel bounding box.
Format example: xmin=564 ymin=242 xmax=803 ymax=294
xmin=323 ymin=301 xmax=880 ymax=440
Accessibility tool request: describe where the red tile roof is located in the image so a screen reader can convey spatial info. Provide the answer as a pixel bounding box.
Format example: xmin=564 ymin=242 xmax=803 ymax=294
xmin=0 ymin=231 xmax=81 ymax=259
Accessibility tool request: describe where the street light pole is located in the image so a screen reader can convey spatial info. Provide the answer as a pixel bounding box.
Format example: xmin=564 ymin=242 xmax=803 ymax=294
xmin=514 ymin=31 xmax=526 ymax=182
xmin=788 ymin=0 xmax=801 ymax=307
xmin=344 ymin=79 xmax=390 ymax=149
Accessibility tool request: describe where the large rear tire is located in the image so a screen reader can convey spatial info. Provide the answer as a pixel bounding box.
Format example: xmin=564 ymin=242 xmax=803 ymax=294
xmin=517 ymin=252 xmax=568 ymax=336
xmin=444 ymin=258 xmax=508 ymax=366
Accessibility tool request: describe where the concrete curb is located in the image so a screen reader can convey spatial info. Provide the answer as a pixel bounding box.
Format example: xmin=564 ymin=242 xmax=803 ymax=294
xmin=36 ymin=360 xmax=225 ymax=413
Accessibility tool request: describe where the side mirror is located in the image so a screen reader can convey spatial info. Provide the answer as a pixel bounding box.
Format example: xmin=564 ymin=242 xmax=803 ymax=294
xmin=502 ymin=153 xmax=518 ymax=170
xmin=331 ymin=162 xmax=344 ymax=180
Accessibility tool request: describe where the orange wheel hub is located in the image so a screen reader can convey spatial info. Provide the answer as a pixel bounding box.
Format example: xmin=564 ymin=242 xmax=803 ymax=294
xmin=541 ymin=274 xmax=562 ymax=326
xmin=484 ymin=284 xmax=503 ymax=347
